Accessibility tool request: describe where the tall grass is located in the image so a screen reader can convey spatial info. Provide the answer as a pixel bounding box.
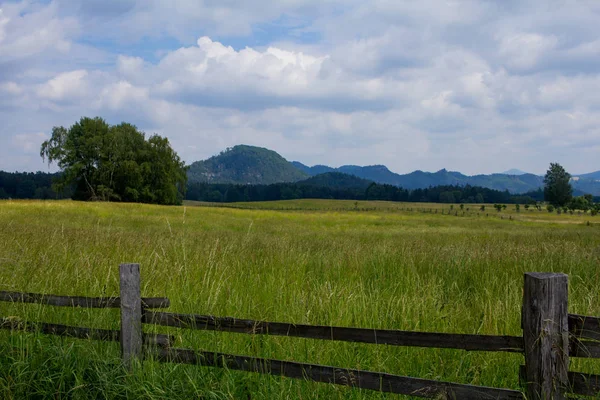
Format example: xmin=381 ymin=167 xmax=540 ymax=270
xmin=1 ymin=199 xmax=599 ymax=399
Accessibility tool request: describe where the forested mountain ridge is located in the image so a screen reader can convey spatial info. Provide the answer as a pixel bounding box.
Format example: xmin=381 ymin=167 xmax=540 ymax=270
xmin=4 ymin=146 xmax=600 ymax=198
xmin=291 ymin=162 xmax=335 ymax=176
xmin=293 ymin=162 xmax=600 ymax=195
xmin=299 ymin=172 xmax=373 ymax=189
xmin=187 ymin=144 xmax=600 ymax=194
xmin=574 ymin=171 xmax=600 ymax=180
xmin=188 ymin=145 xmax=308 ymax=184
xmin=293 ymin=162 xmax=547 ymax=193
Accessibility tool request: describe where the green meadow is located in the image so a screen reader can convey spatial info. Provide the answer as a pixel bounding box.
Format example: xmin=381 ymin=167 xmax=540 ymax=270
xmin=1 ymin=199 xmax=599 ymax=399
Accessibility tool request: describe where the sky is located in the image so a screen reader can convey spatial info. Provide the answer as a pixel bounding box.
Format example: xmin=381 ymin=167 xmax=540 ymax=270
xmin=1 ymin=0 xmax=599 ymax=175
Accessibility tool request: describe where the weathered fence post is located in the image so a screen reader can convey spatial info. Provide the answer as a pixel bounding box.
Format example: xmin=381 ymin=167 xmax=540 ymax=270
xmin=522 ymin=273 xmax=569 ymax=400
xmin=120 ymin=263 xmax=143 ymax=370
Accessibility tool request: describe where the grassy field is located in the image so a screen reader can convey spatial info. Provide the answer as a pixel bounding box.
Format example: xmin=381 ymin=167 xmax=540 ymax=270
xmin=1 ymin=199 xmax=599 ymax=399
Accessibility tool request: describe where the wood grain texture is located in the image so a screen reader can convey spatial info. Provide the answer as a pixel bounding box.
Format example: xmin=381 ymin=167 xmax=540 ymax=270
xmin=569 ymin=339 xmax=600 ymax=358
xmin=568 ymin=371 xmax=600 ymax=397
xmin=0 ymin=291 xmax=169 ymax=309
xmin=119 ymin=263 xmax=143 ymax=368
xmin=152 ymin=347 xmax=525 ymax=399
xmin=143 ymin=311 xmax=524 ymax=353
xmin=522 ymin=273 xmax=569 ymax=400
xmin=520 ymin=366 xmax=600 ymax=397
xmin=568 ymin=314 xmax=600 ymax=341
xmin=0 ymin=317 xmax=173 ymax=347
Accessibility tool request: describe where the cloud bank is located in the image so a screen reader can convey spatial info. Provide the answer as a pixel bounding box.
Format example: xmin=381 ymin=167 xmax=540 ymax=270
xmin=0 ymin=0 xmax=599 ymax=175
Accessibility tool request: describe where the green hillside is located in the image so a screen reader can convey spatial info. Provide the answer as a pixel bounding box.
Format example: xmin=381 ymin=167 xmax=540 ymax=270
xmin=187 ymin=145 xmax=308 ymax=184
xmin=298 ymin=172 xmax=373 ymax=189
xmin=291 ymin=162 xmax=335 ymax=176
xmin=186 ymin=145 xmax=600 ymax=194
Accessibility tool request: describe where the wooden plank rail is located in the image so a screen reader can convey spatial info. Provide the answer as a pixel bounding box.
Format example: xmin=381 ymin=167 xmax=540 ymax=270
xmin=569 ymin=339 xmax=600 ymax=359
xmin=0 ymin=317 xmax=173 ymax=347
xmin=569 ymin=314 xmax=600 ymax=341
xmin=5 ymin=266 xmax=600 ymax=399
xmin=152 ymin=347 xmax=525 ymax=400
xmin=0 ymin=290 xmax=170 ymax=309
xmin=143 ymin=311 xmax=525 ymax=353
xmin=520 ymin=366 xmax=600 ymax=397
xmin=568 ymin=371 xmax=600 ymax=397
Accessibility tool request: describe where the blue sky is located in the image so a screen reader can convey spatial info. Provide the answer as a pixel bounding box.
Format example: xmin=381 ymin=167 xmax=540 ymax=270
xmin=1 ymin=0 xmax=599 ymax=175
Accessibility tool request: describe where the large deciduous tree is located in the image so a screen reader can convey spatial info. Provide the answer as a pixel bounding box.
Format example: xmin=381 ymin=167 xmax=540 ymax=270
xmin=543 ymin=163 xmax=572 ymax=207
xmin=40 ymin=117 xmax=187 ymax=205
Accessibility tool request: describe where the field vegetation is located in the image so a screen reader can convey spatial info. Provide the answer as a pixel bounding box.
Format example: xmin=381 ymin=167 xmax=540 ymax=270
xmin=1 ymin=199 xmax=599 ymax=399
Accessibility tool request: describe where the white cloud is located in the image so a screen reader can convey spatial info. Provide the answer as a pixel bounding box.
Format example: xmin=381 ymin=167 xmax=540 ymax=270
xmin=498 ymin=33 xmax=558 ymax=71
xmin=0 ymin=8 xmax=9 ymax=44
xmin=37 ymin=70 xmax=89 ymax=101
xmin=154 ymin=36 xmax=328 ymax=100
xmin=0 ymin=81 xmax=22 ymax=95
xmin=0 ymin=2 xmax=79 ymax=63
xmin=54 ymin=0 xmax=346 ymax=42
xmin=117 ymin=55 xmax=145 ymax=80
xmin=1 ymin=0 xmax=600 ymax=175
xmin=97 ymin=80 xmax=149 ymax=110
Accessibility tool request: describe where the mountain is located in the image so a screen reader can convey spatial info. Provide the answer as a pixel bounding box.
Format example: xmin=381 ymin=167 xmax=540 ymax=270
xmin=298 ymin=172 xmax=373 ymax=190
xmin=336 ymin=165 xmax=402 ymax=185
xmin=296 ymin=165 xmax=546 ymax=193
xmin=501 ymin=169 xmax=529 ymax=175
xmin=467 ymin=173 xmax=544 ymax=194
xmin=574 ymin=170 xmax=600 ymax=180
xmin=291 ymin=162 xmax=335 ymax=176
xmin=187 ymin=145 xmax=600 ymax=195
xmin=571 ymin=178 xmax=600 ymax=196
xmin=293 ymin=163 xmax=600 ymax=194
xmin=187 ymin=145 xmax=308 ymax=184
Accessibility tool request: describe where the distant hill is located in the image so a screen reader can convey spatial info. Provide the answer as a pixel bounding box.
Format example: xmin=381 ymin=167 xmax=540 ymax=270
xmin=291 ymin=162 xmax=335 ymax=176
xmin=571 ymin=178 xmax=600 ymax=195
xmin=574 ymin=170 xmax=600 ymax=180
xmin=187 ymin=145 xmax=308 ymax=185
xmin=187 ymin=145 xmax=600 ymax=195
xmin=293 ymin=164 xmax=547 ymax=193
xmin=296 ymin=163 xmax=600 ymax=195
xmin=298 ymin=172 xmax=373 ymax=190
xmin=337 ymin=165 xmax=402 ymax=185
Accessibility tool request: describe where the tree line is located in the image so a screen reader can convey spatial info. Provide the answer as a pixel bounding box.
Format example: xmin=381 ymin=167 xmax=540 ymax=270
xmin=4 ymin=174 xmax=598 ymax=213
xmin=0 ymin=171 xmax=72 ymax=200
xmin=186 ymin=181 xmax=542 ymax=205
xmin=1 ymin=117 xmax=597 ymax=211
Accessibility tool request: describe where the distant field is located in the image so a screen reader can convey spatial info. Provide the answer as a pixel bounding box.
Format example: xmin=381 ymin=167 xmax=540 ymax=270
xmin=185 ymin=198 xmax=599 ymax=224
xmin=1 ymin=199 xmax=599 ymax=399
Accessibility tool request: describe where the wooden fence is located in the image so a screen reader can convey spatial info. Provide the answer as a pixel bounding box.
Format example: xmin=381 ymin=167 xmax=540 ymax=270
xmin=1 ymin=264 xmax=600 ymax=399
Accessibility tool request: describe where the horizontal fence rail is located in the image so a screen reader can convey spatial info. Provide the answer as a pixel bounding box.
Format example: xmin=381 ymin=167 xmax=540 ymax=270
xmin=0 ymin=290 xmax=170 ymax=309
xmin=569 ymin=314 xmax=600 ymax=341
xmin=151 ymin=347 xmax=525 ymax=400
xmin=519 ymin=366 xmax=600 ymax=397
xmin=0 ymin=317 xmax=173 ymax=348
xmin=143 ymin=311 xmax=525 ymax=353
xmin=569 ymin=339 xmax=600 ymax=359
xmin=567 ymin=314 xmax=600 ymax=359
xmin=3 ymin=265 xmax=600 ymax=399
xmin=568 ymin=371 xmax=600 ymax=397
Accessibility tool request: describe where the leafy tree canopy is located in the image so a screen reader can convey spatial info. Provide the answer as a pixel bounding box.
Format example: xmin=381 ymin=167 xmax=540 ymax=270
xmin=40 ymin=117 xmax=187 ymax=205
xmin=543 ymin=163 xmax=573 ymax=207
